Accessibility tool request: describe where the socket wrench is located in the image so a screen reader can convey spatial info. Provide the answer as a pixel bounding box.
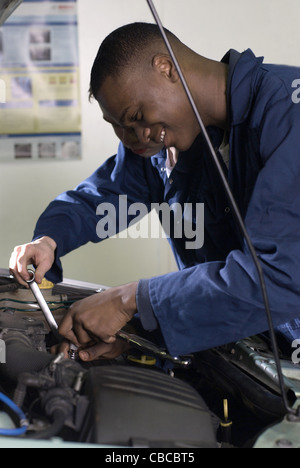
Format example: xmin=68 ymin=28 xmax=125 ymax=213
xmin=26 ymin=269 xmax=78 ymax=360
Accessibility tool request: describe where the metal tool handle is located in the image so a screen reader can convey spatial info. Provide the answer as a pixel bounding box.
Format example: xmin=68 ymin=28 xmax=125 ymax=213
xmin=117 ymin=330 xmax=192 ymax=368
xmin=27 ymin=270 xmax=59 ymax=334
xmin=26 ymin=269 xmax=78 ymax=359
xmin=26 ymin=270 xmax=190 ymax=366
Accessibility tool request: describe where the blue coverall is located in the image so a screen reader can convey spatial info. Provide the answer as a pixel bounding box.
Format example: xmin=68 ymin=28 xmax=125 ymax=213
xmin=33 ymin=49 xmax=300 ymax=357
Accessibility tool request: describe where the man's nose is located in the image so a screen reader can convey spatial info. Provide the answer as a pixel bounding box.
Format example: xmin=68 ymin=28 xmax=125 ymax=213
xmin=135 ymin=126 xmax=151 ymax=145
xmin=119 ymin=126 xmax=151 ymax=147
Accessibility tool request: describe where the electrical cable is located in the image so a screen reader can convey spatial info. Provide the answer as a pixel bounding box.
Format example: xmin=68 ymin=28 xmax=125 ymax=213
xmin=146 ymin=0 xmax=297 ymax=416
xmin=0 ymin=297 xmax=74 ymax=312
xmin=0 ymin=298 xmax=73 ymax=304
xmin=0 ymin=306 xmax=69 ymax=312
xmin=0 ymin=392 xmax=28 ymax=436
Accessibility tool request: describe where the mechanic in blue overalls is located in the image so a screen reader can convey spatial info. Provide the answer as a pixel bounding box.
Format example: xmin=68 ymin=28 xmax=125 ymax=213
xmin=9 ymin=23 xmax=300 ymax=362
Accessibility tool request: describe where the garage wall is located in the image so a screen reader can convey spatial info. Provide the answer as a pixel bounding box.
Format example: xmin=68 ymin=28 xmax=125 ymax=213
xmin=0 ymin=0 xmax=299 ymax=286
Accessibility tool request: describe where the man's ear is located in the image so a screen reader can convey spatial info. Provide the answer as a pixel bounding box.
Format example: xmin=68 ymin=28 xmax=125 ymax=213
xmin=152 ymin=54 xmax=179 ymax=83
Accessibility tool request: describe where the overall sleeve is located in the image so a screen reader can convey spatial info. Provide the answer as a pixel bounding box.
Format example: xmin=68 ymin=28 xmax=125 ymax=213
xmin=33 ymin=143 xmax=152 ymax=283
xmin=137 ymin=83 xmax=300 ymax=357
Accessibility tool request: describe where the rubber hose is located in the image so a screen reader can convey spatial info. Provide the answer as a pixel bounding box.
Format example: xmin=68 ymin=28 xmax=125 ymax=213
xmin=0 ymin=332 xmax=54 ymax=382
xmin=29 ymin=409 xmax=67 ymax=440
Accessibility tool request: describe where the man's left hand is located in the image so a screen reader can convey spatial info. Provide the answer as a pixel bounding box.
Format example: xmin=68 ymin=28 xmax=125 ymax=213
xmin=58 ymin=282 xmax=138 ymax=356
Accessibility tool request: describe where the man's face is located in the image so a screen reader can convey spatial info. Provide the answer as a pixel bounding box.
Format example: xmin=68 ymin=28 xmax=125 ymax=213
xmin=96 ymin=65 xmax=200 ymax=157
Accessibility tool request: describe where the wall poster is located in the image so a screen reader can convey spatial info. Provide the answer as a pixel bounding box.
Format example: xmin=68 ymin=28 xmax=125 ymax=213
xmin=0 ymin=0 xmax=81 ymax=162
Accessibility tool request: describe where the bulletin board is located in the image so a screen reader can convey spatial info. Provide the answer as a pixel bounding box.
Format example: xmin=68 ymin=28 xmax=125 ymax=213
xmin=0 ymin=0 xmax=81 ymax=161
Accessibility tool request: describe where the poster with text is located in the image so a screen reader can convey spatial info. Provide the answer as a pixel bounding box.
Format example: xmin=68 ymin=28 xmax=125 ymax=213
xmin=0 ymin=0 xmax=81 ymax=162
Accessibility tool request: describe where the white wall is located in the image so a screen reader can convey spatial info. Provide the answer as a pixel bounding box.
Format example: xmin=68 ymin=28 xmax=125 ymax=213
xmin=0 ymin=0 xmax=299 ymax=286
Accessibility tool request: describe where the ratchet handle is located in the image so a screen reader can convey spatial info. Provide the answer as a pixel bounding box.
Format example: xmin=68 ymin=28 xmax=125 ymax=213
xmin=26 ymin=270 xmax=188 ymax=366
xmin=26 ymin=269 xmax=59 ymax=334
xmin=117 ymin=330 xmax=192 ymax=368
xmin=26 ymin=269 xmax=78 ymax=359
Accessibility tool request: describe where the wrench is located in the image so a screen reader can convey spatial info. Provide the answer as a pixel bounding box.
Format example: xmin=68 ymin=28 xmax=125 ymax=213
xmin=26 ymin=270 xmax=191 ymax=367
xmin=26 ymin=269 xmax=78 ymax=360
xmin=116 ymin=330 xmax=192 ymax=368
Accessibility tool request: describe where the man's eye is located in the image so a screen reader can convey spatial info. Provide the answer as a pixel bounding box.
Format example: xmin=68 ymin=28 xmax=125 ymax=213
xmin=130 ymin=113 xmax=142 ymax=123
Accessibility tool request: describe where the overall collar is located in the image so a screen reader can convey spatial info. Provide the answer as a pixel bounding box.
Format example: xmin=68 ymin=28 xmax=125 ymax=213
xmin=222 ymin=48 xmax=264 ymax=127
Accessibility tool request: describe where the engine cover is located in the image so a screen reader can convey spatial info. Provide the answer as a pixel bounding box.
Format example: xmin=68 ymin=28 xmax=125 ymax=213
xmin=80 ymin=365 xmax=217 ymax=448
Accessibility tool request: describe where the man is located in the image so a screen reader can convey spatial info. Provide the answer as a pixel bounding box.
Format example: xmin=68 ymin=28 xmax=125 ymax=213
xmin=9 ymin=23 xmax=300 ymax=362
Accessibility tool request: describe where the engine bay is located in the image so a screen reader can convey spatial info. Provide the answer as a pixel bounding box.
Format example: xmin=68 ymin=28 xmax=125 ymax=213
xmin=0 ymin=268 xmax=299 ymax=449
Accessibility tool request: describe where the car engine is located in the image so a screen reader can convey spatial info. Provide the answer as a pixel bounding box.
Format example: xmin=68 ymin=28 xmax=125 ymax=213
xmin=0 ymin=268 xmax=299 ymax=449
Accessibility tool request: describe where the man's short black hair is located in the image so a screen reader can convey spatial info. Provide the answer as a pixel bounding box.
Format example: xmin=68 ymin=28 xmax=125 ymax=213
xmin=89 ymin=22 xmax=175 ymax=100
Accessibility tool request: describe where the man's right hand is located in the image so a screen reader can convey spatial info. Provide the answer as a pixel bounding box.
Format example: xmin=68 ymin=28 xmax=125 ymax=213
xmin=9 ymin=236 xmax=57 ymax=286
